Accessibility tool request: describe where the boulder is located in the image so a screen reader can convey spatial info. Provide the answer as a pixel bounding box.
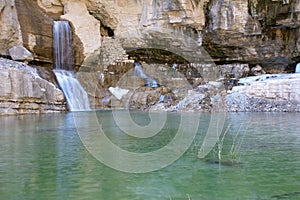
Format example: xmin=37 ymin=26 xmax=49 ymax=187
xmin=9 ymin=45 xmax=33 ymax=61
xmin=109 ymin=87 xmax=129 ymax=100
xmin=251 ymin=65 xmax=266 ymax=76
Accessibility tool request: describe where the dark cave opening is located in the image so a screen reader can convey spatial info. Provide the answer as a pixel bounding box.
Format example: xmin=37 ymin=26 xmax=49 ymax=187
xmin=127 ymin=48 xmax=189 ymax=64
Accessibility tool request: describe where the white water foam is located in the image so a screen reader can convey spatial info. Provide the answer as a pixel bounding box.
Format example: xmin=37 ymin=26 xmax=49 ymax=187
xmin=54 ymin=70 xmax=90 ymax=111
xmin=53 ymin=21 xmax=90 ymax=111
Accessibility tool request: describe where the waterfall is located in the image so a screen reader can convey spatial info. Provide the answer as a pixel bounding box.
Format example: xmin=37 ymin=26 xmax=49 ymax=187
xmin=134 ymin=62 xmax=159 ymax=87
xmin=296 ymin=63 xmax=300 ymax=73
xmin=53 ymin=21 xmax=74 ymax=71
xmin=54 ymin=70 xmax=90 ymax=111
xmin=53 ymin=21 xmax=90 ymax=111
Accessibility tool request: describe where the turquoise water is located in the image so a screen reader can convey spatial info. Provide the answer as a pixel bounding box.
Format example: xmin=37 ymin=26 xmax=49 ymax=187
xmin=0 ymin=111 xmax=299 ymax=199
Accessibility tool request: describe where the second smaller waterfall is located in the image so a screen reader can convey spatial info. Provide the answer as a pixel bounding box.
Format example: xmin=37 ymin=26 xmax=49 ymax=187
xmin=296 ymin=63 xmax=300 ymax=73
xmin=134 ymin=62 xmax=159 ymax=87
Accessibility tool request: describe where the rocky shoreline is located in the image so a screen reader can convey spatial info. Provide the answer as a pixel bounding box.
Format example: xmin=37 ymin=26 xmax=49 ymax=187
xmin=226 ymin=74 xmax=300 ymax=112
xmin=146 ymin=73 xmax=300 ymax=113
xmin=1 ymin=58 xmax=299 ymax=115
xmin=1 ymin=0 xmax=300 ymax=115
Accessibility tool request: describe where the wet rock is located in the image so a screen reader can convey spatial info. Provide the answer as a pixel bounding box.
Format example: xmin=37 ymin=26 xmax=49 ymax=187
xmin=128 ymin=86 xmax=175 ymax=110
xmin=219 ymin=64 xmax=250 ymax=79
xmin=167 ymin=90 xmax=206 ymax=112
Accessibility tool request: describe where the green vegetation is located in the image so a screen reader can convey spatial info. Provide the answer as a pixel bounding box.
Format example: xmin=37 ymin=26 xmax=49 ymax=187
xmin=200 ymin=123 xmax=247 ymax=166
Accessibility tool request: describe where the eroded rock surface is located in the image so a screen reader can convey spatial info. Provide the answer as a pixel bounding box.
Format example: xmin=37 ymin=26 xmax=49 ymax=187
xmin=226 ymin=74 xmax=300 ymax=112
xmin=61 ymin=1 xmax=101 ymax=58
xmin=1 ymin=0 xmax=300 ymax=113
xmin=0 ymin=58 xmax=66 ymax=115
xmin=14 ymin=0 xmax=54 ymax=65
xmin=0 ymin=0 xmax=23 ymax=56
xmin=2 ymin=0 xmax=300 ymax=70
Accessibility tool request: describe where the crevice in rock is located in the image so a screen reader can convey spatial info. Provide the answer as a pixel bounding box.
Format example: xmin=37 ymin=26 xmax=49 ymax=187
xmin=100 ymin=22 xmax=114 ymax=37
xmin=28 ymin=60 xmax=53 ymax=69
xmin=127 ymin=48 xmax=189 ymax=64
xmin=214 ymin=60 xmax=248 ymax=65
xmin=0 ymin=55 xmax=12 ymax=60
xmin=87 ymin=9 xmax=115 ymax=37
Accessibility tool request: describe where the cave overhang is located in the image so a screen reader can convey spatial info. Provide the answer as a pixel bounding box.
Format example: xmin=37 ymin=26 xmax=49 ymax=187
xmin=117 ymin=28 xmax=219 ymax=81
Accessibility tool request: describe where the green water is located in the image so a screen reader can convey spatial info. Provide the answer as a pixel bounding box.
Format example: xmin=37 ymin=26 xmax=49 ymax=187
xmin=0 ymin=111 xmax=299 ymax=200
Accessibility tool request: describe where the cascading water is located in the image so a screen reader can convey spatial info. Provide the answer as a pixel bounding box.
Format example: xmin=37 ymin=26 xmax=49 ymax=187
xmin=134 ymin=62 xmax=158 ymax=87
xmin=296 ymin=63 xmax=300 ymax=73
xmin=53 ymin=21 xmax=90 ymax=111
xmin=53 ymin=21 xmax=74 ymax=71
xmin=54 ymin=70 xmax=90 ymax=111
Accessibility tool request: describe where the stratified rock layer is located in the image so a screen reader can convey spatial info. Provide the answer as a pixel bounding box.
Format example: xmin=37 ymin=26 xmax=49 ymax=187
xmin=1 ymin=0 xmax=300 ymax=113
xmin=1 ymin=0 xmax=299 ymax=71
xmin=226 ymin=74 xmax=300 ymax=112
xmin=0 ymin=58 xmax=66 ymax=115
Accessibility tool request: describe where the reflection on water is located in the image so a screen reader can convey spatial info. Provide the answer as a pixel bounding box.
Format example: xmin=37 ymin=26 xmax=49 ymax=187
xmin=0 ymin=112 xmax=299 ymax=199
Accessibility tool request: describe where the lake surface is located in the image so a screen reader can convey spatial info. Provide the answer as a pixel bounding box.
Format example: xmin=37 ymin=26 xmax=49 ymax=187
xmin=0 ymin=111 xmax=299 ymax=199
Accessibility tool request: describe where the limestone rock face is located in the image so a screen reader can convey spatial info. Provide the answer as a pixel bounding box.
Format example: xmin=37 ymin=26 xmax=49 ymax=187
xmin=0 ymin=58 xmax=66 ymax=115
xmin=1 ymin=0 xmax=299 ymax=71
xmin=0 ymin=0 xmax=23 ymax=56
xmin=111 ymin=0 xmax=208 ymax=34
xmin=226 ymin=74 xmax=300 ymax=112
xmin=61 ymin=1 xmax=101 ymax=58
xmin=1 ymin=0 xmax=300 ymax=114
xmin=36 ymin=0 xmax=63 ymax=15
xmin=204 ymin=0 xmax=300 ymax=71
xmin=98 ymin=0 xmax=300 ymax=71
xmin=209 ymin=0 xmax=261 ymax=34
xmin=15 ymin=0 xmax=54 ymax=65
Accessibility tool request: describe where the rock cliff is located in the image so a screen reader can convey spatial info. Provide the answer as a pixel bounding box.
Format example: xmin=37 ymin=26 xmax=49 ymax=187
xmin=205 ymin=0 xmax=300 ymax=72
xmin=1 ymin=0 xmax=300 ymax=113
xmin=0 ymin=58 xmax=66 ymax=115
xmin=1 ymin=0 xmax=299 ymax=70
